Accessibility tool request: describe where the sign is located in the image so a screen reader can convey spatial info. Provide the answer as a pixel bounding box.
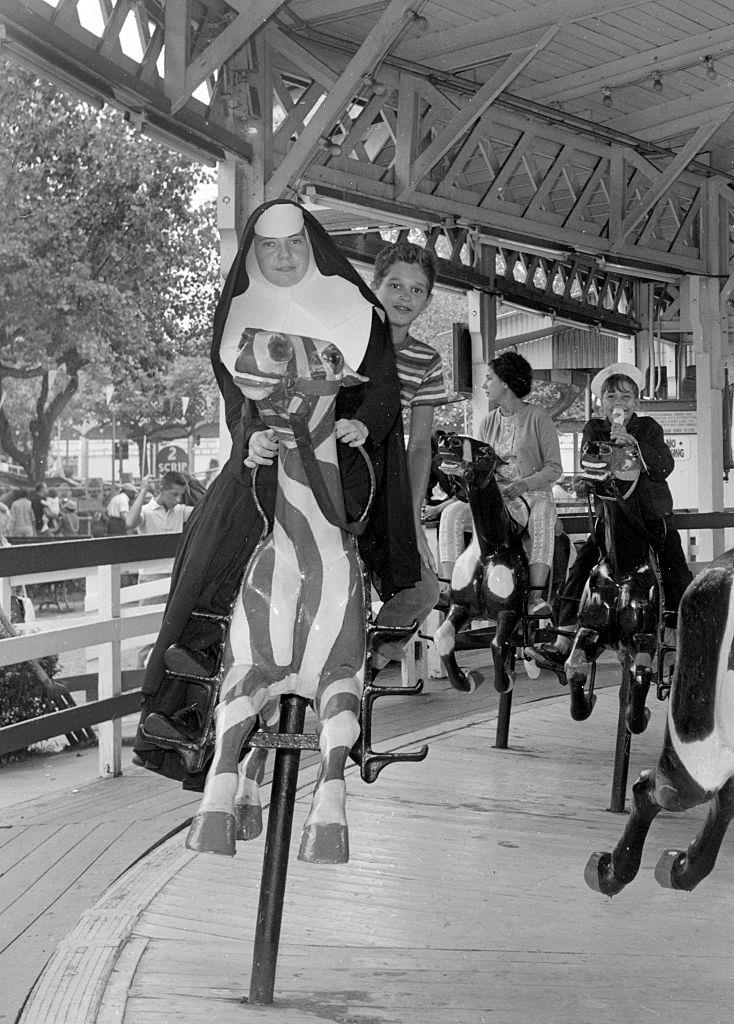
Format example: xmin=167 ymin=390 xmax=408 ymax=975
xmin=664 ymin=436 xmax=691 ymax=461
xmin=156 ymin=444 xmax=189 ymax=473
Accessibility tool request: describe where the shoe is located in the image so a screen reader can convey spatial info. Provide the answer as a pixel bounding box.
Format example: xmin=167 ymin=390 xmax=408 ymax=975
xmin=164 ymin=644 xmax=217 ymax=678
xmin=527 ymin=598 xmax=552 ymax=618
xmin=525 ymin=642 xmax=569 ymax=669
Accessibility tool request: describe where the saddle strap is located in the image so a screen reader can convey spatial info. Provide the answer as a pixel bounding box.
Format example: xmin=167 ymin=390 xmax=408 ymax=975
xmin=290 ymin=413 xmax=375 ymax=536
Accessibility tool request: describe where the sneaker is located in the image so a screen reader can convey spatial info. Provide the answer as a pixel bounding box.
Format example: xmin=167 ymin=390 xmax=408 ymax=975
xmin=527 ymin=598 xmax=552 ymax=618
xmin=525 ymin=642 xmax=569 ymax=669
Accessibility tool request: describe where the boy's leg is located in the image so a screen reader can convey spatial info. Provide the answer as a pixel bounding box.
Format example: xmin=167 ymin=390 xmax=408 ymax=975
xmin=526 ymin=537 xmax=598 ymax=665
xmin=658 ymin=523 xmax=694 ymax=614
xmin=373 ymin=564 xmax=440 ymax=664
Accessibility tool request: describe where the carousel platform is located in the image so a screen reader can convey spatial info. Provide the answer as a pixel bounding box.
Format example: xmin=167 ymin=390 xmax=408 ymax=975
xmin=4 ymin=654 xmax=733 ymax=1024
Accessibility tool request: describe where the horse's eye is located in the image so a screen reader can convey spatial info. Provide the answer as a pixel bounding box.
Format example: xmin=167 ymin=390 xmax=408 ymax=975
xmin=268 ymin=334 xmax=293 ymax=364
xmin=321 ymin=345 xmax=343 ymax=373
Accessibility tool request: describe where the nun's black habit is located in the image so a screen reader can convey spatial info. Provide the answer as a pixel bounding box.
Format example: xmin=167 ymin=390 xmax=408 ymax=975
xmin=133 ymin=200 xmax=420 ymax=786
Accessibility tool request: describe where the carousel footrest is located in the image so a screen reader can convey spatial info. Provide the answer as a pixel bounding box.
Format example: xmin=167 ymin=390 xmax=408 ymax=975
xmin=354 ymin=678 xmax=428 ymax=784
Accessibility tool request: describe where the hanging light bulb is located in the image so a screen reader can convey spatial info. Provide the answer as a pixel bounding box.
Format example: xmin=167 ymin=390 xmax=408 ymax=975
xmin=652 ymin=72 xmax=663 ymax=93
xmin=705 ymin=55 xmax=717 ymax=82
xmin=602 ymin=88 xmax=613 ymax=108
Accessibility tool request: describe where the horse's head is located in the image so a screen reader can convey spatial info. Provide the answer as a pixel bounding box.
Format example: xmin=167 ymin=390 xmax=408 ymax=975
xmin=436 ymin=434 xmax=500 ymax=482
xmin=232 ymin=329 xmax=367 ymax=429
xmin=578 ymin=440 xmax=641 ymax=499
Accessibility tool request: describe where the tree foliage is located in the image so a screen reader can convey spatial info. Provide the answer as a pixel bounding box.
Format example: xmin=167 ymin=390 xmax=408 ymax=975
xmin=0 ymin=61 xmax=218 ymax=482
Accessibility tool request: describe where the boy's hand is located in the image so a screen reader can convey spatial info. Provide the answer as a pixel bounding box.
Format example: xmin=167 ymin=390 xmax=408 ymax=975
xmin=610 ymin=423 xmax=636 ymax=446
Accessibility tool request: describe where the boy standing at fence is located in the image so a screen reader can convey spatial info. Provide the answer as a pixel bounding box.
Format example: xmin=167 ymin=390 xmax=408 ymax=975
xmin=528 ymin=362 xmax=693 ymax=669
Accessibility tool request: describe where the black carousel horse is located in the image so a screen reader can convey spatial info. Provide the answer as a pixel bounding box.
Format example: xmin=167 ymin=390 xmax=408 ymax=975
xmin=560 ymin=440 xmax=666 ymax=736
xmin=433 ymin=435 xmax=534 ymax=696
xmin=586 ymin=550 xmax=734 ymax=894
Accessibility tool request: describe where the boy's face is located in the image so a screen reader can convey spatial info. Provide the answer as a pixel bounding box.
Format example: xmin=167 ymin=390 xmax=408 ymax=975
xmin=158 ymin=484 xmax=185 ymax=510
xmin=600 ymin=382 xmax=638 ymax=424
xmin=373 ymin=261 xmax=432 ymax=332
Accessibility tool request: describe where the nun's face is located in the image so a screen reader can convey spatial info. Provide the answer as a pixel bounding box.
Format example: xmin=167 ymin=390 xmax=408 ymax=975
xmin=254 ymin=230 xmax=310 ymax=286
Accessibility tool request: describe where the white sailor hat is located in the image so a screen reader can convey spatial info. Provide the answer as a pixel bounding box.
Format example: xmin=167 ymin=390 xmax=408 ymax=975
xmin=590 ymin=362 xmax=645 ymax=399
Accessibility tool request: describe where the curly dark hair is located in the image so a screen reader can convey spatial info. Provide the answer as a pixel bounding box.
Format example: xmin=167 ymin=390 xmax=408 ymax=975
xmin=372 ymin=241 xmax=436 ymax=293
xmin=490 ymin=351 xmax=533 ymax=398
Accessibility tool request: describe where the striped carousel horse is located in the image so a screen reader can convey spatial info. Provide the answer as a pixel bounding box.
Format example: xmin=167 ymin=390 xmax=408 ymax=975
xmin=186 ymin=329 xmax=369 ymax=864
xmin=586 ymin=550 xmax=734 ymax=893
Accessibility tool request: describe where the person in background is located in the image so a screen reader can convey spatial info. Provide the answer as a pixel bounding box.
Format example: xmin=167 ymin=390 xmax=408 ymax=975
xmin=30 ymin=482 xmax=49 ymax=533
xmin=106 ymin=482 xmax=136 ymax=535
xmin=369 ymin=240 xmax=452 ymax=666
xmin=204 ymin=458 xmax=220 ymax=487
xmin=527 ymin=362 xmax=693 ymax=669
xmin=436 ymin=353 xmax=563 ymax=613
xmin=0 ymin=498 xmax=11 ymax=538
xmin=126 ymin=472 xmax=193 ymax=535
xmin=58 ymin=498 xmax=80 ymax=536
xmin=43 ymin=488 xmax=61 ymax=532
xmin=7 ymin=490 xmax=36 ymax=538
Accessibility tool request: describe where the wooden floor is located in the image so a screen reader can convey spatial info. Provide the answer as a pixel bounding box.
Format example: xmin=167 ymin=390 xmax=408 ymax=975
xmin=9 ymin=661 xmax=734 ymax=1024
xmin=0 ymin=648 xmax=564 ymax=1024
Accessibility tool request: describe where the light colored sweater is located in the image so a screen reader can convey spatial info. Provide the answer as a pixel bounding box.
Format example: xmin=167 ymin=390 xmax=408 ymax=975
xmin=478 ymin=403 xmax=563 ymax=494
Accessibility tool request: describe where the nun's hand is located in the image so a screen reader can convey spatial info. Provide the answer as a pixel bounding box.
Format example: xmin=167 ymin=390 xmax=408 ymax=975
xmin=244 ymin=429 xmax=278 ymax=469
xmin=335 ymin=419 xmax=369 ymax=447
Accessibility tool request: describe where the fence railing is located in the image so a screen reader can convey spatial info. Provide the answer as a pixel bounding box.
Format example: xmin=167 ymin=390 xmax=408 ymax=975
xmin=2 ymin=510 xmax=734 ymax=779
xmin=0 ymin=535 xmax=179 ymax=775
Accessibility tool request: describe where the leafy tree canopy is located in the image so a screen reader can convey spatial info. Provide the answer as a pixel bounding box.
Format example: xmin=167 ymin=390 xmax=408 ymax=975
xmin=0 ymin=61 xmax=218 ymax=482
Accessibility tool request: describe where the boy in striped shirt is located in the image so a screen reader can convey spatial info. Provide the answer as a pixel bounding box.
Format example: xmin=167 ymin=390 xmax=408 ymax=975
xmin=371 ymin=241 xmax=452 ymax=665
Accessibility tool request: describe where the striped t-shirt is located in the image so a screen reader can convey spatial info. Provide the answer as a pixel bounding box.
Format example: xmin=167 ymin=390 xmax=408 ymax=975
xmin=393 ymin=335 xmax=450 ymax=414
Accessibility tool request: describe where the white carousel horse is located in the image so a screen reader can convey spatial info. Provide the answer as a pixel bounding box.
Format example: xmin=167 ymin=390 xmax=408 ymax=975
xmin=586 ymin=549 xmax=734 ymax=893
xmin=186 ymin=329 xmax=369 ymax=863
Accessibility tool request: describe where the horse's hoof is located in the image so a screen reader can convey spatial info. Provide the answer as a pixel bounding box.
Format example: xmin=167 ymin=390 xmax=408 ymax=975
xmin=584 ymin=851 xmax=627 ymax=896
xmin=449 ymin=669 xmax=481 ymax=693
xmin=570 ymin=684 xmax=595 ymax=721
xmin=626 ymin=706 xmax=651 ymax=735
xmin=298 ymin=823 xmax=349 ymax=864
xmin=185 ymin=811 xmax=236 ymax=856
xmin=654 ymin=849 xmax=689 ymax=890
xmin=235 ymin=802 xmax=263 ymax=841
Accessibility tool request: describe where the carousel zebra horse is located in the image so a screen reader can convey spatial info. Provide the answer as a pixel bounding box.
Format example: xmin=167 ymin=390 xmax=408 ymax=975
xmin=586 ymin=550 xmax=734 ymax=893
xmin=186 ymin=328 xmax=371 ymax=864
xmin=560 ymin=440 xmax=663 ymax=731
xmin=433 ymin=435 xmax=530 ymax=695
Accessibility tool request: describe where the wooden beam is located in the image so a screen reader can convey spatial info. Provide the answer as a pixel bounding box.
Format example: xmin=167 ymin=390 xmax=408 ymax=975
xmin=398 ymin=28 xmax=558 ymax=200
xmin=608 ymin=84 xmax=734 ymax=137
xmin=168 ymin=0 xmax=286 ymax=113
xmin=163 ymin=0 xmax=189 ymax=105
xmin=522 ymin=26 xmax=734 ymax=104
xmin=610 ymin=122 xmax=724 ymax=252
xmin=399 ymin=0 xmax=649 ymax=62
xmin=264 ymin=0 xmax=415 ymax=200
xmin=265 ymin=24 xmax=336 ymax=89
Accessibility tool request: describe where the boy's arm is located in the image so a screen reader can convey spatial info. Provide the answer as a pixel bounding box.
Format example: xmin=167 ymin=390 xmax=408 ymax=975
xmin=125 ymin=477 xmax=152 ymax=529
xmin=630 ymin=418 xmax=674 ymax=480
xmin=406 ymin=405 xmax=436 ymax=571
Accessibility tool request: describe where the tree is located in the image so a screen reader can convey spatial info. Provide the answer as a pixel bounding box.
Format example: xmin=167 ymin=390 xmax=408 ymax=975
xmin=0 ymin=61 xmax=218 ymax=482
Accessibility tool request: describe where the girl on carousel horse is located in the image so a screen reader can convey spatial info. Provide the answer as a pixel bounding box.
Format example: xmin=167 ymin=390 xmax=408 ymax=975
xmin=528 ymin=362 xmax=693 ymax=670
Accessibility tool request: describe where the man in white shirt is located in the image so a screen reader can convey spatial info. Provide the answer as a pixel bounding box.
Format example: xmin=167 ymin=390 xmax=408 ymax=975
xmin=126 ymin=472 xmax=193 ymax=535
xmin=106 ymin=483 xmax=136 ymax=534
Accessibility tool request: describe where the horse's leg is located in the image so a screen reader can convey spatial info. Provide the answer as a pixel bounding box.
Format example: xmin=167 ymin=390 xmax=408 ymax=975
xmin=185 ymin=592 xmax=268 ymax=855
xmin=585 ymin=767 xmax=661 ymax=895
xmin=435 ymin=603 xmax=481 ymax=692
xmin=298 ymin=674 xmax=362 ymax=864
xmin=491 ymin=608 xmax=519 ymax=694
xmin=626 ymin=631 xmax=656 ymax=734
xmin=655 ymin=776 xmax=734 ymax=891
xmin=564 ymin=627 xmax=603 ymax=720
xmin=234 ymin=697 xmax=281 ymax=841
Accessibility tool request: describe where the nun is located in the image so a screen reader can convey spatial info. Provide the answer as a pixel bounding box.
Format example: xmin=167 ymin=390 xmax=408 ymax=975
xmin=133 ymin=199 xmax=420 ymax=785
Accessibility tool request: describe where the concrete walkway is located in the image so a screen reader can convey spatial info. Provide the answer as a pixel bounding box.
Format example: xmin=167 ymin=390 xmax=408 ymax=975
xmin=16 ymin=684 xmax=734 ymax=1024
